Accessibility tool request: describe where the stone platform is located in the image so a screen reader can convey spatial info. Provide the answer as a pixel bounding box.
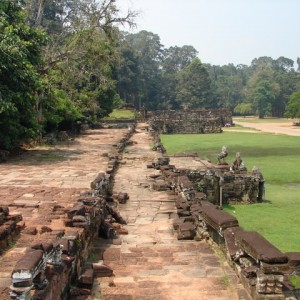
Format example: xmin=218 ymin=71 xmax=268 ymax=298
xmin=92 ymin=124 xmax=248 ymax=300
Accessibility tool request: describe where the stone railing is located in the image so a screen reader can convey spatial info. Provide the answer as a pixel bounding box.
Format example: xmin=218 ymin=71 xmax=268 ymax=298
xmin=149 ymin=157 xmax=300 ymax=300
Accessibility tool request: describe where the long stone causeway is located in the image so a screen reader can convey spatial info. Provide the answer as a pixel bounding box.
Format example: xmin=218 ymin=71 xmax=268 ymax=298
xmin=0 ymin=122 xmax=299 ymax=300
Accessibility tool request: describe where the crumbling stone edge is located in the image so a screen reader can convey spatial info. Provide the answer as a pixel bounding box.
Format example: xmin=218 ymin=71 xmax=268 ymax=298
xmin=149 ymin=153 xmax=300 ymax=300
xmin=9 ymin=123 xmax=136 ymax=300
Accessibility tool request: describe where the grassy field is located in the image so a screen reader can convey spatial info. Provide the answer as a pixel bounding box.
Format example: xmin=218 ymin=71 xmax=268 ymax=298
xmin=102 ymin=109 xmax=136 ymax=120
xmin=160 ymin=131 xmax=300 ymax=252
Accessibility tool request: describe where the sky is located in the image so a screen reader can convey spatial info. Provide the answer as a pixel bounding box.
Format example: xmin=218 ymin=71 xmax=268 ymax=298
xmin=117 ymin=0 xmax=300 ymax=66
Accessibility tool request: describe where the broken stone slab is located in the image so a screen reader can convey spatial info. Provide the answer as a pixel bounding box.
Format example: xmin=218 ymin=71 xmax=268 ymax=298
xmin=11 ymin=249 xmax=45 ymax=288
xmin=54 ymin=239 xmax=74 ymax=256
xmin=116 ymin=192 xmax=129 ymax=204
xmin=175 ymin=198 xmax=190 ymax=210
xmin=177 ymin=176 xmax=194 ymax=189
xmin=235 ymin=231 xmax=288 ymax=264
xmin=6 ymin=213 xmax=23 ymax=223
xmin=90 ymin=172 xmax=106 ymax=190
xmin=260 ymin=261 xmax=290 ymax=275
xmin=152 ymin=180 xmax=169 ymax=191
xmin=23 ymin=227 xmax=38 ymax=235
xmin=78 ymin=268 xmax=94 ymax=288
xmin=70 ymin=287 xmax=91 ymax=297
xmin=116 ymin=227 xmax=128 ymax=235
xmin=99 ymin=221 xmax=115 ymax=239
xmin=73 ymin=215 xmax=87 ymax=223
xmin=40 ymin=226 xmax=53 ymax=234
xmin=0 ymin=206 xmax=9 ymax=216
xmin=67 ymin=203 xmax=85 ymax=219
xmin=157 ymin=157 xmax=170 ymax=166
xmin=177 ymin=222 xmax=196 ymax=240
xmin=224 ymin=227 xmax=245 ymax=259
xmin=285 ymin=252 xmax=300 ymax=275
xmin=92 ymin=263 xmax=113 ymax=277
xmin=177 ymin=209 xmax=191 ymax=217
xmin=200 ymin=205 xmax=239 ymax=235
xmin=106 ymin=204 xmax=126 ymax=225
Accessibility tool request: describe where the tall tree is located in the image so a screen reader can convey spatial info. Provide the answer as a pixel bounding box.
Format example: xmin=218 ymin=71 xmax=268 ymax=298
xmin=176 ymin=58 xmax=211 ymax=109
xmin=284 ymin=91 xmax=300 ymax=119
xmin=28 ymin=0 xmax=137 ymax=127
xmin=123 ymin=30 xmax=164 ymax=109
xmin=0 ymin=0 xmax=47 ymax=149
xmin=160 ymin=45 xmax=198 ymax=109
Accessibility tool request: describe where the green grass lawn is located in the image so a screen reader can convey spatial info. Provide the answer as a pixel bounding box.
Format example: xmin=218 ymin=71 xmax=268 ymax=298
xmin=102 ymin=109 xmax=136 ymax=120
xmin=160 ymin=132 xmax=300 ymax=252
xmin=223 ymin=124 xmax=260 ymax=131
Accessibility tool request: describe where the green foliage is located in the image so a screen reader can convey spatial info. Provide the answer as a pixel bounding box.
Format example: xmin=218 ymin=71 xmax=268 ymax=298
xmin=104 ymin=109 xmax=135 ymax=120
xmin=285 ymin=91 xmax=300 ymax=118
xmin=160 ymin=131 xmax=300 ymax=251
xmin=176 ymin=58 xmax=211 ymax=109
xmin=0 ymin=0 xmax=47 ymax=149
xmin=43 ymin=89 xmax=81 ymax=131
xmin=234 ymin=102 xmax=253 ymax=116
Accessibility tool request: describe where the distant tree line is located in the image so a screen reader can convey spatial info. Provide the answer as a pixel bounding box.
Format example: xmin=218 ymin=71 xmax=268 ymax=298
xmin=1 ymin=0 xmax=300 ymax=151
xmin=117 ymin=31 xmax=300 ymax=119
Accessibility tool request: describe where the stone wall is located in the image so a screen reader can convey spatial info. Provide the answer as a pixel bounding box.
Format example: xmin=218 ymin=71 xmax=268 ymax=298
xmin=149 ymin=109 xmax=232 ymax=134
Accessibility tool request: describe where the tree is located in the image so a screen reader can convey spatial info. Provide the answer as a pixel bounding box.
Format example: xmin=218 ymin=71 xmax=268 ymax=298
xmin=160 ymin=45 xmax=198 ymax=109
xmin=245 ymin=63 xmax=281 ymax=118
xmin=176 ymin=58 xmax=211 ymax=109
xmin=28 ymin=0 xmax=137 ymax=126
xmin=253 ymin=80 xmax=280 ymax=118
xmin=122 ymin=30 xmax=164 ymax=109
xmin=234 ymin=102 xmax=254 ymax=117
xmin=285 ymin=92 xmax=300 ymax=118
xmin=0 ymin=0 xmax=47 ymax=149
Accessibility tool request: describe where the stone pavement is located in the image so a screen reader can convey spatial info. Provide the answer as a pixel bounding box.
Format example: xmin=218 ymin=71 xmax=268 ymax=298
xmin=0 ymin=128 xmax=127 ymax=299
xmin=93 ymin=124 xmax=247 ymax=300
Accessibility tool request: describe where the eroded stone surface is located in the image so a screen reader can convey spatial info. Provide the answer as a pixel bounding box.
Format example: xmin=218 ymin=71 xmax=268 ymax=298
xmin=0 ymin=128 xmax=127 ymax=299
xmin=93 ymin=124 xmax=245 ymax=300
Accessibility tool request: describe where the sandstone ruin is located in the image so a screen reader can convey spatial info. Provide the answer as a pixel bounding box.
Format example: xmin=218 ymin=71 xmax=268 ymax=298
xmin=149 ymin=109 xmax=232 ymax=134
xmin=0 ymin=112 xmax=299 ymax=300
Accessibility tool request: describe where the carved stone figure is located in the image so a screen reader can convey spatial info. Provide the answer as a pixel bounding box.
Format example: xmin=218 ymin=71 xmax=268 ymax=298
xmin=217 ymin=145 xmax=228 ymax=164
xmin=231 ymin=152 xmax=247 ymax=172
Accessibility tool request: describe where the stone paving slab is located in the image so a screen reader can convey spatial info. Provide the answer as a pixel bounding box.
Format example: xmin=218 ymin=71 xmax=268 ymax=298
xmin=0 ymin=128 xmax=127 ymax=299
xmin=94 ymin=123 xmax=246 ymax=300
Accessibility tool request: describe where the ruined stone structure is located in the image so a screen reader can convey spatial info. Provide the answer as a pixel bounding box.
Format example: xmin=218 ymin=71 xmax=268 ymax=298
xmin=149 ymin=109 xmax=232 ymax=134
xmin=1 ymin=116 xmax=300 ymax=300
xmin=4 ymin=124 xmax=136 ymax=300
xmin=149 ymin=156 xmax=300 ymax=300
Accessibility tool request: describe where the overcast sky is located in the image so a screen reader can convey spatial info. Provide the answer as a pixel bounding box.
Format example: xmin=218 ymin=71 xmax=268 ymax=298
xmin=117 ymin=0 xmax=299 ymax=66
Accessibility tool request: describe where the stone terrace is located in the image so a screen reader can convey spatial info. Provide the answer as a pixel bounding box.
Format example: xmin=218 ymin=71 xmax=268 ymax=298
xmin=0 ymin=125 xmax=249 ymax=300
xmin=93 ymin=124 xmax=247 ymax=300
xmin=0 ymin=128 xmax=127 ymax=299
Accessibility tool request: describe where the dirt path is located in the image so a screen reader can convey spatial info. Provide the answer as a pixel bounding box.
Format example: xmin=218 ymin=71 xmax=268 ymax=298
xmin=233 ymin=121 xmax=300 ymax=136
xmin=94 ymin=123 xmax=247 ymax=300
